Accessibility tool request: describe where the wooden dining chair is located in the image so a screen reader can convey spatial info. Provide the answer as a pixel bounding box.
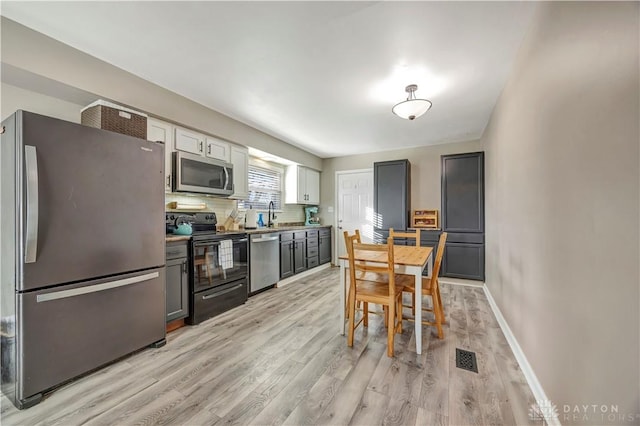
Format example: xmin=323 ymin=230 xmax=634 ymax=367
xmin=389 ymin=228 xmax=421 ymax=247
xmin=344 ymin=231 xmax=410 ymax=357
xmin=401 ymin=232 xmax=448 ymax=339
xmin=344 ymin=229 xmax=389 ymax=326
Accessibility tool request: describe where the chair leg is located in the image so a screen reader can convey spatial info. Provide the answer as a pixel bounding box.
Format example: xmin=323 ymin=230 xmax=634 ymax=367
xmin=436 ymin=280 xmax=446 ymax=324
xmin=396 ymin=297 xmax=403 ymax=334
xmin=432 ymin=292 xmax=444 ymax=340
xmin=383 ymin=306 xmax=389 ymax=327
xmin=387 ymin=301 xmax=395 ymax=357
xmin=363 ymin=302 xmax=369 ymax=327
xmin=347 ymin=289 xmax=356 ymax=347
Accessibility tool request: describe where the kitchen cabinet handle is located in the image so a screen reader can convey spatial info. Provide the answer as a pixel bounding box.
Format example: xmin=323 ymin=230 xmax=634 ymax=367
xmin=25 ymin=145 xmax=39 ymax=263
xmin=182 ymin=261 xmax=187 ymax=274
xmin=207 ymin=144 xmax=211 ymax=155
xmin=166 ymin=174 xmax=171 ymax=187
xmin=199 ymin=141 xmax=204 ymax=152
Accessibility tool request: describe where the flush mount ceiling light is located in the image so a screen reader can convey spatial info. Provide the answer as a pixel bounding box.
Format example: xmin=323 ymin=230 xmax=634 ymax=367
xmin=392 ymin=84 xmax=432 ymax=120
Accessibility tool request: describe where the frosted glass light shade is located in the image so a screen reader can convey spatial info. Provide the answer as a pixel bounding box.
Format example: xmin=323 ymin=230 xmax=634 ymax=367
xmin=392 ymin=99 xmax=432 ymax=120
xmin=392 ymin=84 xmax=432 ymax=120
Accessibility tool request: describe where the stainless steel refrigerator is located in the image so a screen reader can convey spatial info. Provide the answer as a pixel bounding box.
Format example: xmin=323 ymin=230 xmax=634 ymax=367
xmin=0 ymin=111 xmax=166 ymax=409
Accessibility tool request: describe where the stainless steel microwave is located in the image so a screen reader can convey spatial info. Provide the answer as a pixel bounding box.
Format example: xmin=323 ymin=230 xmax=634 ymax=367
xmin=173 ymin=151 xmax=233 ymax=196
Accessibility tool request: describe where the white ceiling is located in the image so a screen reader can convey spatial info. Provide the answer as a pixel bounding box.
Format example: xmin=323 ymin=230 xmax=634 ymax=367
xmin=1 ymin=1 xmax=535 ymax=158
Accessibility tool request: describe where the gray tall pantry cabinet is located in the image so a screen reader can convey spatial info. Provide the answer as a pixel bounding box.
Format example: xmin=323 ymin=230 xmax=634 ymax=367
xmin=373 ymin=160 xmax=411 ymax=243
xmin=441 ymin=152 xmax=485 ymax=280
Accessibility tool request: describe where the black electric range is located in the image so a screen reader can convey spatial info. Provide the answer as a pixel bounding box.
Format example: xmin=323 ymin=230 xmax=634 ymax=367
xmin=165 ymin=212 xmax=248 ymax=324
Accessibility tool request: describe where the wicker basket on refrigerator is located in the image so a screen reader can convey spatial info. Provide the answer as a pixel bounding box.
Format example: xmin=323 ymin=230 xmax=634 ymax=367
xmin=81 ymin=100 xmax=147 ymax=139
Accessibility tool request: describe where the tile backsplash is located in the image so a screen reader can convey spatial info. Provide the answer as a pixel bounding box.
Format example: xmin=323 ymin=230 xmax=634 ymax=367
xmin=165 ymin=193 xmax=306 ymax=226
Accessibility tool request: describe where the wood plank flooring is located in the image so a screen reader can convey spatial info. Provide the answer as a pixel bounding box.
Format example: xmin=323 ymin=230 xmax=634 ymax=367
xmin=1 ymin=267 xmax=542 ymax=425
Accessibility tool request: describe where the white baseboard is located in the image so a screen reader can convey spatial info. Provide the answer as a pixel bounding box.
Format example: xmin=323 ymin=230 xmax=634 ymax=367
xmin=483 ymin=284 xmax=561 ymax=426
xmin=276 ymin=263 xmax=331 ymax=288
xmin=439 ymin=277 xmax=484 ymax=287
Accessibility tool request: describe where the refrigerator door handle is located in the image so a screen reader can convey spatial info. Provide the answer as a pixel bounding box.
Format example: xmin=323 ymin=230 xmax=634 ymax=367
xmin=25 ymin=145 xmax=39 ymax=263
xmin=36 ymin=271 xmax=160 ymax=303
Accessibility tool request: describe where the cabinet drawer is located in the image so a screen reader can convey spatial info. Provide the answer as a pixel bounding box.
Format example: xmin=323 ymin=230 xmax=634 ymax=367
xmin=306 ymin=230 xmax=318 ymax=239
xmin=280 ymin=232 xmax=294 ymax=242
xmin=294 ymin=231 xmax=307 ymax=240
xmin=166 ymin=243 xmax=188 ymax=260
xmin=319 ymin=228 xmax=331 ymax=238
xmin=307 ymin=237 xmax=318 ymax=248
xmin=307 ymin=246 xmax=319 ymax=257
xmin=307 ymin=257 xmax=319 ymax=269
xmin=190 ymin=279 xmax=247 ymax=324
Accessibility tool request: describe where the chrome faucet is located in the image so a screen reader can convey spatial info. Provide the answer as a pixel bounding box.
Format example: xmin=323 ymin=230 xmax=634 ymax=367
xmin=268 ymin=201 xmax=274 ymax=228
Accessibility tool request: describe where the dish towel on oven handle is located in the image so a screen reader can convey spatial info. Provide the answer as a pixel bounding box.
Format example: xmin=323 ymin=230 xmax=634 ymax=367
xmin=218 ymin=239 xmax=234 ymax=270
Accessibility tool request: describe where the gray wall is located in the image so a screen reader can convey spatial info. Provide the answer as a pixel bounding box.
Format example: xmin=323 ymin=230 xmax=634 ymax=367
xmin=481 ymin=2 xmax=639 ymax=423
xmin=1 ymin=82 xmax=84 ymax=122
xmin=0 ymin=17 xmax=322 ymax=170
xmin=320 ymin=139 xmax=482 ymax=261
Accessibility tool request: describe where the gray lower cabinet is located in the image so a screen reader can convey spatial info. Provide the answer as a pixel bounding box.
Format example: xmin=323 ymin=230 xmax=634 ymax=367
xmin=280 ymin=228 xmax=331 ymax=279
xmin=280 ymin=231 xmax=306 ymax=278
xmin=318 ymin=228 xmax=331 ymax=265
xmin=293 ymin=232 xmax=307 ymax=274
xmin=280 ymin=233 xmax=294 ymax=279
xmin=306 ymin=230 xmax=319 ymax=269
xmin=165 ymin=241 xmax=189 ymax=322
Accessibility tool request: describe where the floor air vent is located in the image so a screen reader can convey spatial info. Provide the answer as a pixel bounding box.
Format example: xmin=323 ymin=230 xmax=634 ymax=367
xmin=455 ymin=348 xmax=478 ymax=373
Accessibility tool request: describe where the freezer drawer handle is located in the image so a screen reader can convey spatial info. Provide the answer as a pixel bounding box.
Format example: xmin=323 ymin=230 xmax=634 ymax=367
xmin=36 ymin=271 xmax=160 ymax=303
xmin=25 ymin=145 xmax=39 ymax=263
xmin=201 ymin=283 xmax=244 ymax=300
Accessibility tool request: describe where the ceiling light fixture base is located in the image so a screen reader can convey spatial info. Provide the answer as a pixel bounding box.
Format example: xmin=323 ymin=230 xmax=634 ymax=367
xmin=392 ymin=84 xmax=432 ymax=121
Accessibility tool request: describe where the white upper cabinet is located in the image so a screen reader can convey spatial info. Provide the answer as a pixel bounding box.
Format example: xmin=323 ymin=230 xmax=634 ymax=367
xmin=175 ymin=126 xmax=205 ymax=155
xmin=205 ymin=137 xmax=231 ymax=162
xmin=147 ymin=117 xmax=174 ymax=192
xmin=229 ymin=145 xmax=249 ymax=199
xmin=286 ymin=165 xmax=320 ymax=205
xmin=305 ymin=168 xmax=320 ymax=204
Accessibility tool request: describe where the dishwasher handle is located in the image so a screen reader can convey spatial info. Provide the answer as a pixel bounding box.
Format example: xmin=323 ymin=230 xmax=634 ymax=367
xmin=252 ymin=236 xmax=279 ymax=243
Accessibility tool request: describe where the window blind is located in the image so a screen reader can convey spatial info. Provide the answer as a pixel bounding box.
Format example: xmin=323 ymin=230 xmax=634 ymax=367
xmin=238 ymin=165 xmax=282 ymax=210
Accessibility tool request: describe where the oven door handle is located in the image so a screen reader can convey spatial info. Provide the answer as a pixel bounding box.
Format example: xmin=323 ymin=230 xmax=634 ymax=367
xmin=195 ymin=242 xmax=220 ymax=248
xmin=201 ymin=283 xmax=244 ymax=300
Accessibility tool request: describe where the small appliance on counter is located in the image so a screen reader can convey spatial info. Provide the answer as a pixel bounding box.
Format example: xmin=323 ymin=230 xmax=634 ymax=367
xmin=245 ymin=207 xmax=258 ymax=229
xmin=305 ymin=206 xmax=320 ymax=226
xmin=172 ymin=215 xmax=194 ymax=235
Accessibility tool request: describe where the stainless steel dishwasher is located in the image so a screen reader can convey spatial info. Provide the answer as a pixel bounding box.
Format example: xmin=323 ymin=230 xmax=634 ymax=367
xmin=249 ymin=233 xmax=280 ymax=294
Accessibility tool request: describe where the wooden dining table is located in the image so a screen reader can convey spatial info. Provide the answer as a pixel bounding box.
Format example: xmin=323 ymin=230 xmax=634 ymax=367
xmin=338 ymin=244 xmax=433 ymax=355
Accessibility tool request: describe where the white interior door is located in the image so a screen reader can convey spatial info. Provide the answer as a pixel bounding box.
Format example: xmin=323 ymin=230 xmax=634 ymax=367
xmin=336 ymin=170 xmax=374 ymax=259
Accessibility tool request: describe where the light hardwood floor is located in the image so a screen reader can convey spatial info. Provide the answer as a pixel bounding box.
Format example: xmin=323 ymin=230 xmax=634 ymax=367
xmin=1 ymin=267 xmax=542 ymax=425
